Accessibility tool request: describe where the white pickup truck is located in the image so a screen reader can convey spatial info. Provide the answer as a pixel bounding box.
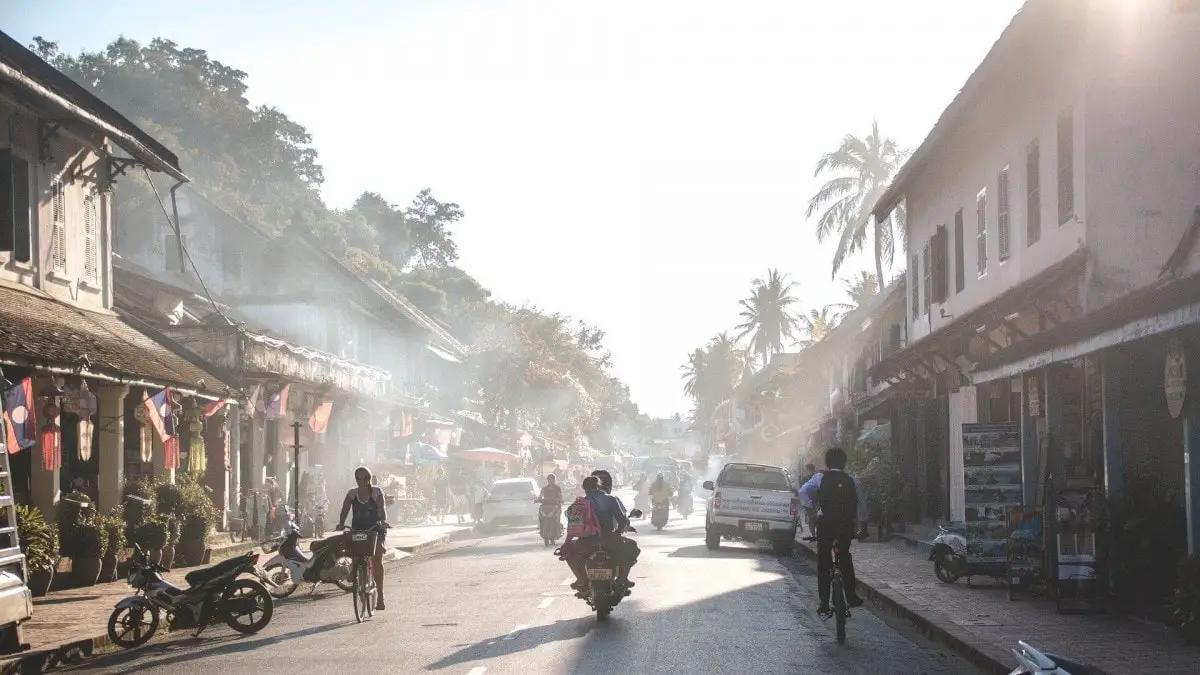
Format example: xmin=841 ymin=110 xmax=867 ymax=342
xmin=703 ymin=462 xmax=798 ymax=556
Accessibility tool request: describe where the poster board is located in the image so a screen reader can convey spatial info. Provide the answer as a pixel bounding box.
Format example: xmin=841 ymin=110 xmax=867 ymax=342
xmin=1005 ymin=505 xmax=1044 ymax=600
xmin=962 ymin=422 xmax=1021 ymax=566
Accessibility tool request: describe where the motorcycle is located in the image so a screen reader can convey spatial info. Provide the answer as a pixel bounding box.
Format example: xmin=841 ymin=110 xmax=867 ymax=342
xmin=1009 ymin=640 xmax=1094 ymax=674
xmin=260 ymin=519 xmax=355 ymax=598
xmin=537 ymin=500 xmax=563 ymax=546
xmin=579 ymin=510 xmax=641 ymax=620
xmin=107 ymin=545 xmax=274 ymax=649
xmin=633 ymin=490 xmax=650 ymax=518
xmin=651 ymin=498 xmax=670 ymax=530
xmin=677 ymin=490 xmax=694 ymax=519
xmin=929 ymin=522 xmax=1007 ymax=585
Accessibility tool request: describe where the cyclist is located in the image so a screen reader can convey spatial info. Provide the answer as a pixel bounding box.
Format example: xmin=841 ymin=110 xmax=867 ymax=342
xmin=336 ymin=465 xmax=389 ymax=610
xmin=798 ymin=447 xmax=867 ymax=615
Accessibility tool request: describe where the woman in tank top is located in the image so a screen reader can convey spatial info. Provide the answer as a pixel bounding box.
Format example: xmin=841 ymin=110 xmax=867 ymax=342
xmin=337 ymin=466 xmax=389 ymax=610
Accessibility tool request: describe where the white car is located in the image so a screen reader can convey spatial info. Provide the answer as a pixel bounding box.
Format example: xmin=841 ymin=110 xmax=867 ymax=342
xmin=480 ymin=477 xmax=540 ymax=528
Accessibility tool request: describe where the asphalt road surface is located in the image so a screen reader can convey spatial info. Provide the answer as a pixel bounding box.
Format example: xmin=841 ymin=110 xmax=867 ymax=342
xmin=68 ymin=495 xmax=981 ymax=674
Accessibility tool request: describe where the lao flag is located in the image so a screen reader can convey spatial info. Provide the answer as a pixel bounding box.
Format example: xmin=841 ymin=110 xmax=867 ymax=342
xmin=308 ymin=398 xmax=333 ymax=434
xmin=265 ymin=384 xmax=290 ymax=420
xmin=3 ymin=378 xmax=34 ymax=453
xmin=142 ymin=388 xmax=176 ymax=443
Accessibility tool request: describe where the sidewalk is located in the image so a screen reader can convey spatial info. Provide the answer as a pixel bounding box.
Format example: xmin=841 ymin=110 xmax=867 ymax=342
xmin=795 ymin=536 xmax=1200 ymax=675
xmin=0 ymin=523 xmax=474 ymax=674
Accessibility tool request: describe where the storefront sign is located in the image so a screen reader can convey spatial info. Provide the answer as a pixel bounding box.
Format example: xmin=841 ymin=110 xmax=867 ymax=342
xmin=961 ymin=422 xmax=1021 ymax=566
xmin=1165 ymin=338 xmax=1187 ymax=419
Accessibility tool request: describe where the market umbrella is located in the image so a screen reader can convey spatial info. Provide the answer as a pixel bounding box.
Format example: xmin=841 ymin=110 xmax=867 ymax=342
xmin=454 ymin=447 xmax=521 ymax=464
xmin=408 ymin=442 xmax=448 ymax=466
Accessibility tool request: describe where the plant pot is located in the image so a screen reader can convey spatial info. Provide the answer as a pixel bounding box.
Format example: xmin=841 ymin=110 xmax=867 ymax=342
xmin=161 ymin=545 xmax=176 ymax=568
xmin=27 ymin=569 xmax=53 ymax=597
xmin=116 ymin=557 xmax=132 ymax=579
xmin=180 ymin=539 xmax=206 ymax=567
xmin=73 ymin=557 xmax=102 ymax=587
xmin=100 ymin=554 xmax=118 ymax=583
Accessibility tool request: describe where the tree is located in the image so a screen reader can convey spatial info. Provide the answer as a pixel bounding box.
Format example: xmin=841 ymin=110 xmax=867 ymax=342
xmin=798 ymin=307 xmax=840 ymax=348
xmin=735 ymin=269 xmax=802 ymax=368
xmin=833 ymin=271 xmax=879 ymax=312
xmin=680 ymin=332 xmax=747 ymax=452
xmin=805 ymin=121 xmax=908 ymax=282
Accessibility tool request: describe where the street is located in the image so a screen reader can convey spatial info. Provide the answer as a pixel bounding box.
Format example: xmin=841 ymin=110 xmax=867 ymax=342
xmin=63 ymin=497 xmax=980 ymax=675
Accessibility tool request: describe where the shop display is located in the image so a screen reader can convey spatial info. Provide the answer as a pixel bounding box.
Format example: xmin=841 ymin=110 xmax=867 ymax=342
xmin=961 ymin=422 xmax=1021 ymax=567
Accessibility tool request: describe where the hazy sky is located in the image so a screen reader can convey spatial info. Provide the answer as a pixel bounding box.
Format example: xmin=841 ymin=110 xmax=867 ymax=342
xmin=6 ymin=0 xmax=1024 ymax=418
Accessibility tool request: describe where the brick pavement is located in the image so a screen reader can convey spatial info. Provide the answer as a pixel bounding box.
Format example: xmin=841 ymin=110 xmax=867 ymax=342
xmin=797 ymin=537 xmax=1200 ymax=675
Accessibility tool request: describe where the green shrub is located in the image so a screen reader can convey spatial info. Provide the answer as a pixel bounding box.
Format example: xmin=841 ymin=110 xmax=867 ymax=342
xmin=133 ymin=519 xmax=168 ymax=551
xmin=75 ymin=521 xmax=107 ymax=559
xmin=103 ymin=507 xmax=127 ymax=556
xmin=15 ymin=505 xmax=58 ymax=573
xmin=57 ymin=490 xmax=98 ymax=558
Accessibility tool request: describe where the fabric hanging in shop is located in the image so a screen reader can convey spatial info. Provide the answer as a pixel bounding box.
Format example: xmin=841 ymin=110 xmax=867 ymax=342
xmin=265 ymin=384 xmax=290 ymax=420
xmin=133 ymin=405 xmax=153 ymax=463
xmin=188 ymin=416 xmax=205 ymax=474
xmin=245 ymin=384 xmax=262 ymax=417
xmin=143 ymin=388 xmax=180 ymax=470
xmin=39 ymin=399 xmax=61 ymax=471
xmin=77 ymin=417 xmax=94 ymax=462
xmin=202 ymin=398 xmax=225 ymax=418
xmin=3 ymin=377 xmax=34 ymax=453
xmin=308 ymin=398 xmax=333 ymax=433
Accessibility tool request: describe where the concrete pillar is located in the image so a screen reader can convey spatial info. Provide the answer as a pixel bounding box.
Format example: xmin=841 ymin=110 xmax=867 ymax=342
xmin=1043 ymin=365 xmax=1065 ymax=498
xmin=227 ymin=407 xmax=242 ymax=518
xmin=249 ymin=417 xmax=265 ymax=489
xmin=204 ymin=411 xmax=228 ymax=530
xmin=31 ymin=438 xmax=59 ymax=524
xmin=271 ymin=420 xmax=288 ymax=504
xmin=1185 ymin=339 xmax=1200 ymax=556
xmin=96 ymin=385 xmax=128 ymax=512
xmin=1100 ymin=352 xmax=1124 ymax=502
xmin=1020 ymin=373 xmax=1039 ymax=505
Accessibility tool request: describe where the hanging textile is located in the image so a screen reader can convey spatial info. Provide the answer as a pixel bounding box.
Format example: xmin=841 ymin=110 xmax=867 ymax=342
xmin=3 ymin=377 xmax=34 ymax=453
xmin=308 ymin=398 xmax=333 ymax=433
xmin=133 ymin=406 xmax=153 ymax=463
xmin=39 ymin=399 xmax=61 ymax=471
xmin=143 ymin=388 xmax=180 ymax=470
xmin=187 ymin=416 xmax=206 ymax=474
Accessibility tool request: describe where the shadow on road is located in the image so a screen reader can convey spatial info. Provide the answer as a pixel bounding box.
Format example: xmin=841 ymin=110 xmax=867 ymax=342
xmin=424 ymin=617 xmax=596 ymax=670
xmin=666 ymin=544 xmax=776 ymax=560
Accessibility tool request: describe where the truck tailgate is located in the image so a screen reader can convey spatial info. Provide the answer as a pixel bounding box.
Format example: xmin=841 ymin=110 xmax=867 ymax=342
xmin=716 ymin=488 xmax=793 ymax=521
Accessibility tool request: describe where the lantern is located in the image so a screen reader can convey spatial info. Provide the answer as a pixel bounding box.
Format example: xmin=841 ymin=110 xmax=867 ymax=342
xmin=76 ymin=381 xmax=97 ymax=461
xmin=187 ymin=414 xmax=206 ymax=475
xmin=40 ymin=398 xmax=61 ymax=471
xmin=133 ymin=405 xmax=153 ymax=463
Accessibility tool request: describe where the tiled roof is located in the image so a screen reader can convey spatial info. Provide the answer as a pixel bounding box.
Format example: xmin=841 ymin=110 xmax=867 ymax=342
xmin=0 ymin=283 xmax=232 ymax=397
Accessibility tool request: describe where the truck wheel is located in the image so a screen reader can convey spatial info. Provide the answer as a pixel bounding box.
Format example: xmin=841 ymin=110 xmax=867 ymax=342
xmin=705 ymin=527 xmax=721 ymax=550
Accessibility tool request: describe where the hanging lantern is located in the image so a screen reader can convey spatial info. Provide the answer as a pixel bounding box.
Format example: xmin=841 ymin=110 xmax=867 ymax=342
xmin=133 ymin=406 xmax=153 ymax=463
xmin=187 ymin=415 xmax=206 ymax=475
xmin=40 ymin=399 xmax=61 ymax=471
xmin=76 ymin=381 xmax=97 ymax=462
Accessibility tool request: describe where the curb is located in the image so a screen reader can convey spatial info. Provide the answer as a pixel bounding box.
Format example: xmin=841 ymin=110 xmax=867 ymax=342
xmin=793 ymin=538 xmax=1013 ymax=675
xmin=393 ymin=527 xmax=478 ymax=554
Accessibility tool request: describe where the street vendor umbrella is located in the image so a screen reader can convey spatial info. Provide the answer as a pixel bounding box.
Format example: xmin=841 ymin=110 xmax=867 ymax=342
xmin=409 ymin=442 xmax=448 ymax=466
xmin=454 ymin=447 xmax=521 ymax=464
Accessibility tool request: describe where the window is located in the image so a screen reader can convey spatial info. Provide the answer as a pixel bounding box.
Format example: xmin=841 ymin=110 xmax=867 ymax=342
xmin=932 ymin=225 xmax=949 ymax=303
xmin=998 ymin=168 xmax=1011 ymax=261
xmin=83 ymin=191 xmax=99 ymax=284
xmin=910 ymin=253 xmax=920 ymax=319
xmin=1026 ymin=141 xmax=1041 ymax=244
xmin=953 ymin=209 xmax=965 ymax=293
xmin=164 ymin=233 xmax=187 ymax=273
xmin=922 ymin=240 xmax=931 ymax=315
xmin=976 ymin=188 xmax=988 ymax=276
xmin=717 ymin=465 xmax=791 ymax=491
xmin=1057 ymin=111 xmax=1074 ymax=224
xmin=0 ymin=150 xmax=32 ymax=263
xmin=50 ymin=176 xmax=66 ymax=273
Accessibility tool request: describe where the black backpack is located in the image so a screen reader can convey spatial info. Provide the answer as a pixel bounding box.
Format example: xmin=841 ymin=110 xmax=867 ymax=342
xmin=817 ymin=470 xmax=858 ymax=529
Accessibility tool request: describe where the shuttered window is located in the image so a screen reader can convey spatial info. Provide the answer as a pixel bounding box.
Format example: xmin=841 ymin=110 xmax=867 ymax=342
xmin=1026 ymin=141 xmax=1041 ymax=245
xmin=976 ymin=188 xmax=988 ymax=276
xmin=932 ymin=225 xmax=949 ymax=303
xmin=922 ymin=240 xmax=932 ymax=315
xmin=1057 ymin=111 xmax=1074 ymax=224
xmin=910 ymin=253 xmax=920 ymax=319
xmin=998 ymin=168 xmax=1011 ymax=261
xmin=0 ymin=150 xmax=32 ymax=263
xmin=83 ymin=191 xmax=99 ymax=283
xmin=50 ymin=175 xmax=66 ymax=273
xmin=953 ymin=209 xmax=965 ymax=293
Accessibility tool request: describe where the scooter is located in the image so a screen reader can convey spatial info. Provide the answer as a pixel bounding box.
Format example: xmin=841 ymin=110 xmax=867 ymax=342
xmin=929 ymin=523 xmax=1006 ymax=585
xmin=570 ymin=511 xmax=641 ymax=621
xmin=651 ymin=499 xmax=670 ymax=530
xmin=537 ymin=500 xmax=563 ymax=546
xmin=260 ymin=520 xmax=355 ymax=598
xmin=1008 ymin=640 xmax=1094 ymax=674
xmin=677 ymin=490 xmax=694 ymax=519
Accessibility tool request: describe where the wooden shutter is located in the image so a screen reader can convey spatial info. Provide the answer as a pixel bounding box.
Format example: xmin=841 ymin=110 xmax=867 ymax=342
xmin=953 ymin=209 xmax=965 ymax=293
xmin=1027 ymin=141 xmax=1041 ymax=245
xmin=922 ymin=241 xmax=932 ymax=314
xmin=50 ymin=176 xmax=66 ymax=272
xmin=976 ymin=190 xmax=988 ymax=276
xmin=932 ymin=225 xmax=949 ymax=303
xmin=911 ymin=254 xmax=920 ymax=319
xmin=998 ymin=168 xmax=1011 ymax=261
xmin=0 ymin=151 xmax=12 ymax=253
xmin=83 ymin=191 xmax=99 ymax=283
xmin=1057 ymin=112 xmax=1074 ymax=224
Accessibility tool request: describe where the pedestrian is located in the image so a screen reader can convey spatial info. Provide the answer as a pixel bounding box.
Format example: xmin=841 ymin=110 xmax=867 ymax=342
xmin=433 ymin=468 xmax=450 ymax=523
xmin=449 ymin=468 xmax=469 ymax=524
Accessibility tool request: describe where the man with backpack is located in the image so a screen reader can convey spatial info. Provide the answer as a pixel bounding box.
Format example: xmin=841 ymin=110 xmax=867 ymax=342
xmin=798 ymin=447 xmax=868 ymax=614
xmin=559 ymin=476 xmax=635 ymax=596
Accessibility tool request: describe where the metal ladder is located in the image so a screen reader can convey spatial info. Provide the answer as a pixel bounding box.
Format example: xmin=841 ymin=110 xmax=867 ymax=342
xmin=0 ymin=440 xmax=21 ymax=575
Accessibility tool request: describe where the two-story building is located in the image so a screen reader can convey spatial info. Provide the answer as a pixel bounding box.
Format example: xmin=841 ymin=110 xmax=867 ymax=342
xmin=871 ymin=0 xmax=1200 ymax=552
xmin=0 ymin=33 xmax=234 ymax=521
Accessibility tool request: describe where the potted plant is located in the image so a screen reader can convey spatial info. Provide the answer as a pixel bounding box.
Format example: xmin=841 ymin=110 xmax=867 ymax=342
xmin=72 ymin=520 xmax=108 ymax=587
xmin=15 ymin=505 xmax=58 ymax=597
xmin=161 ymin=515 xmax=179 ymax=568
xmin=178 ymin=475 xmax=216 ymax=566
xmin=133 ymin=519 xmax=168 ymax=565
xmin=100 ymin=507 xmax=127 ymax=583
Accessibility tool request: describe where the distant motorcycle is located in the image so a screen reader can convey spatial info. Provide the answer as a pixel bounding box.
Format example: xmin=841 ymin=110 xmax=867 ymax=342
xmin=651 ymin=499 xmax=670 ymax=530
xmin=677 ymin=491 xmax=694 ymax=519
xmin=1008 ymin=640 xmax=1094 ymax=674
xmin=107 ymin=546 xmax=274 ymax=649
xmin=537 ymin=500 xmax=563 ymax=546
xmin=260 ymin=520 xmax=355 ymax=598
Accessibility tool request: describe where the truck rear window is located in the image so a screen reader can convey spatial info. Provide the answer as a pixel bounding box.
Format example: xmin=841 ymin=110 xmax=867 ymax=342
xmin=719 ymin=467 xmax=792 ymax=491
xmin=490 ymin=482 xmax=535 ymax=496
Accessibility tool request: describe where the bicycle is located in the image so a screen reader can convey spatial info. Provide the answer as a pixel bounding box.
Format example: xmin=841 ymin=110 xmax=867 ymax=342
xmin=803 ymin=534 xmax=860 ymax=644
xmin=344 ymin=522 xmax=388 ymax=623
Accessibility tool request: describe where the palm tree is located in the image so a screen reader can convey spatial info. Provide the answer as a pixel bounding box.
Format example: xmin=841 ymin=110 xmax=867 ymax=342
xmin=798 ymin=306 xmax=840 ymax=348
xmin=681 ymin=348 xmax=705 ymax=400
xmin=680 ymin=332 xmax=747 ymax=442
xmin=734 ymin=269 xmax=802 ymax=368
xmin=806 ymin=121 xmax=908 ymax=282
xmin=837 ymin=271 xmax=879 ymax=310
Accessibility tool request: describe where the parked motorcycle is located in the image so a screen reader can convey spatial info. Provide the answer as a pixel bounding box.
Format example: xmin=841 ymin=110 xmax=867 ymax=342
xmin=107 ymin=545 xmax=274 ymax=649
xmin=261 ymin=520 xmax=355 ymax=598
xmin=1009 ymin=640 xmax=1094 ymax=674
xmin=929 ymin=523 xmax=1006 ymax=585
xmin=677 ymin=490 xmax=694 ymax=519
xmin=537 ymin=500 xmax=563 ymax=546
xmin=651 ymin=499 xmax=670 ymax=530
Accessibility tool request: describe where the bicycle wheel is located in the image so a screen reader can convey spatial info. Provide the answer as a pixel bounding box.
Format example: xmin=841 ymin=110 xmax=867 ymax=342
xmin=832 ymin=576 xmax=847 ymax=645
xmin=363 ymin=563 xmax=376 ymax=619
xmin=352 ymin=560 xmax=369 ymax=623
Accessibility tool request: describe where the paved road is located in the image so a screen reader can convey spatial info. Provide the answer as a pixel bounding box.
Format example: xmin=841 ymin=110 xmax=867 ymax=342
xmin=67 ymin=496 xmax=980 ymax=674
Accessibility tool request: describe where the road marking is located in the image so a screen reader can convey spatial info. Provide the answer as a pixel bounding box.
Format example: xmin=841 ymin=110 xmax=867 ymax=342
xmin=537 ymin=597 xmax=555 ymax=610
xmin=503 ymin=624 xmax=529 ymax=640
xmin=561 ymin=576 xmax=575 ymax=585
xmin=468 ymin=668 xmax=488 ymax=675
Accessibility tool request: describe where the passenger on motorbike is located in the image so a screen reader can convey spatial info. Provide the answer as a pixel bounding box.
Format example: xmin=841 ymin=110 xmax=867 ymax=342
xmin=336 ymin=466 xmax=389 ymax=610
xmin=561 ymin=476 xmax=637 ymax=596
xmin=590 ymin=469 xmax=640 ymax=585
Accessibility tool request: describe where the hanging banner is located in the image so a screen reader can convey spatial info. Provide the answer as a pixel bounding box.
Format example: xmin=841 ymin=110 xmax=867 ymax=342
xmin=961 ymin=422 xmax=1021 ymax=566
xmin=39 ymin=399 xmax=61 ymax=471
xmin=3 ymin=378 xmax=34 ymax=453
xmin=308 ymin=398 xmax=333 ymax=434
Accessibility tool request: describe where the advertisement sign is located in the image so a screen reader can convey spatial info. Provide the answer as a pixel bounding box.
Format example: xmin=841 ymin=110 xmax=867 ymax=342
xmin=962 ymin=422 xmax=1021 ymax=565
xmin=1006 ymin=505 xmax=1044 ymax=600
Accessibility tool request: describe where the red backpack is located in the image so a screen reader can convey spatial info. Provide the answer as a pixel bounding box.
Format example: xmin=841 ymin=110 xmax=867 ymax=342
xmin=565 ymin=495 xmax=601 ymax=538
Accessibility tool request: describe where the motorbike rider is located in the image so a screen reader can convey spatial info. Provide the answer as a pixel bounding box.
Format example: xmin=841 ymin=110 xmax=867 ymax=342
xmin=798 ymin=447 xmax=868 ymax=615
xmin=561 ymin=476 xmax=635 ymax=596
xmin=539 ymin=474 xmax=564 ymax=504
xmin=590 ymin=469 xmax=640 ymax=587
xmin=649 ymin=473 xmax=673 ymax=505
xmin=336 ymin=466 xmax=389 ymax=611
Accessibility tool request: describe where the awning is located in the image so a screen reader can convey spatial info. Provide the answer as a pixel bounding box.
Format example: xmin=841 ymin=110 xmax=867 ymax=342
xmin=427 ymin=343 xmax=461 ymax=364
xmin=0 ymin=285 xmax=231 ymax=398
xmin=453 ymin=447 xmax=521 ymax=464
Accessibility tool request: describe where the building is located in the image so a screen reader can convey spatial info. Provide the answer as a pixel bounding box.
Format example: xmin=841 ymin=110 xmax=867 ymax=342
xmin=0 ymin=32 xmax=233 ymax=519
xmin=871 ymin=0 xmax=1200 ymax=554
